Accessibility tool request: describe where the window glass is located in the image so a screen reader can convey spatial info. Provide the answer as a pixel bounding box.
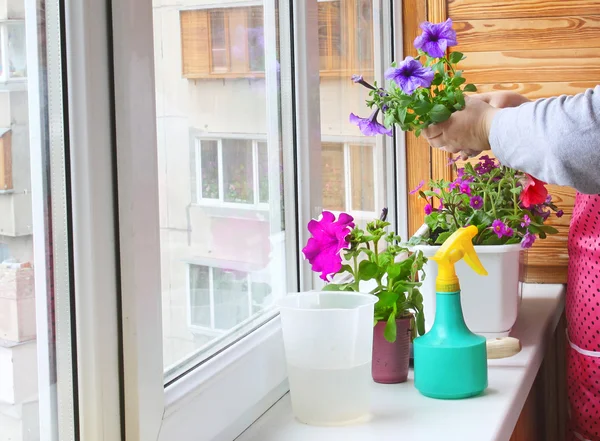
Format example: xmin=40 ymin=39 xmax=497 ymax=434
xmin=200 ymin=140 xmax=219 ymax=200
xmin=222 ymin=139 xmax=254 ymax=204
xmin=319 ymin=0 xmax=381 ymax=224
xmin=155 ymin=0 xmax=286 ymax=378
xmin=7 ymin=23 xmax=27 ymax=79
xmin=209 ymin=10 xmax=228 ymax=72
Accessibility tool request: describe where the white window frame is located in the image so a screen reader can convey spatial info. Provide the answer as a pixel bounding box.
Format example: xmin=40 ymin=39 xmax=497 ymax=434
xmin=108 ymin=1 xmax=405 ymax=441
xmin=193 ymin=134 xmax=270 ymax=211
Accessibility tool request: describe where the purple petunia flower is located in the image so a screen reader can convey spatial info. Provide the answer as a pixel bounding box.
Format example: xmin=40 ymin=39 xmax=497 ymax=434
xmin=349 ymin=109 xmax=393 ymax=137
xmin=521 ymin=214 xmax=531 ymax=228
xmin=492 ymin=219 xmax=507 ymax=238
xmin=557 ymin=210 xmax=564 ymax=218
xmin=448 ymin=155 xmax=460 ymax=165
xmin=546 ymin=195 xmax=553 ymax=204
xmin=456 ymin=168 xmax=465 ymax=179
xmin=413 ymin=19 xmax=457 ymax=59
xmin=504 ymin=226 xmax=514 ymax=237
xmin=470 ymin=195 xmax=483 ymax=210
xmin=448 ymin=181 xmax=459 ymax=191
xmin=385 ymin=57 xmax=434 ymax=95
xmin=521 ymin=232 xmax=536 ymax=249
xmin=410 ymin=180 xmax=425 ymax=195
xmin=351 ymin=74 xmax=376 ymax=91
xmin=302 ymin=211 xmax=355 ymax=281
xmin=424 ymin=204 xmax=433 ymax=215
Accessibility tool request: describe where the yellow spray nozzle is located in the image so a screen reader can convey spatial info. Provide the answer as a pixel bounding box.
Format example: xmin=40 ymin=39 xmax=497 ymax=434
xmin=432 ymin=226 xmax=488 ymax=292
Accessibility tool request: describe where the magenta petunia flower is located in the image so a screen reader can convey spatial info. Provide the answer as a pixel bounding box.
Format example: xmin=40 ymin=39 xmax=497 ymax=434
xmin=521 ymin=214 xmax=531 ymax=228
xmin=448 ymin=155 xmax=460 ymax=165
xmin=459 ymin=181 xmax=471 ymax=195
xmin=448 ymin=180 xmax=459 ymax=191
xmin=470 ymin=195 xmax=483 ymax=210
xmin=438 ymin=200 xmax=444 ymax=211
xmin=424 ymin=204 xmax=433 ymax=215
xmin=302 ymin=211 xmax=355 ymax=281
xmin=521 ymin=232 xmax=536 ymax=249
xmin=557 ymin=210 xmax=564 ymax=218
xmin=385 ymin=57 xmax=434 ymax=95
xmin=349 ymin=109 xmax=393 ymax=136
xmin=413 ymin=19 xmax=457 ymax=59
xmin=504 ymin=226 xmax=514 ymax=237
xmin=410 ymin=180 xmax=425 ymax=195
xmin=492 ymin=219 xmax=507 ymax=238
xmin=456 ymin=168 xmax=465 ymax=179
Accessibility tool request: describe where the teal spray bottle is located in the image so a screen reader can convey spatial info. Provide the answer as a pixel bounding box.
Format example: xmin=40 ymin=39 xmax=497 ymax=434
xmin=413 ymin=225 xmax=489 ymax=399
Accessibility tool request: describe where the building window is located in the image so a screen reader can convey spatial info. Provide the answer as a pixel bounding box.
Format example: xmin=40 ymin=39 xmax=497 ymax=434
xmin=322 ymin=141 xmax=376 ymax=215
xmin=180 ymin=1 xmax=373 ymax=79
xmin=180 ymin=6 xmax=265 ymax=78
xmin=188 ymin=264 xmax=272 ymax=334
xmin=0 ymin=21 xmax=27 ymax=82
xmin=192 ymin=137 xmax=269 ymax=208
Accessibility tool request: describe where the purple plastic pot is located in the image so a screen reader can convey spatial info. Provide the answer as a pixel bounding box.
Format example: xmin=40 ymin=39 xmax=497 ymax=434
xmin=372 ymin=317 xmax=412 ymax=384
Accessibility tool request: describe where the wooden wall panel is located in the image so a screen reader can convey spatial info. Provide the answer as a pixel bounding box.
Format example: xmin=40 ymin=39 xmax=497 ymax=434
xmin=448 ymin=0 xmax=600 ymax=20
xmin=458 ymin=48 xmax=600 ymax=84
xmin=403 ymin=0 xmax=430 ymax=235
xmin=455 ymin=16 xmax=600 ymax=52
xmin=474 ymin=82 xmax=598 ymax=100
xmin=403 ymin=0 xmax=600 ymax=283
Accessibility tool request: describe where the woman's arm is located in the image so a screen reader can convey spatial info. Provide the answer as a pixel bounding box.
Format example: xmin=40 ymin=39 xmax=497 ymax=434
xmin=490 ymin=86 xmax=600 ymax=194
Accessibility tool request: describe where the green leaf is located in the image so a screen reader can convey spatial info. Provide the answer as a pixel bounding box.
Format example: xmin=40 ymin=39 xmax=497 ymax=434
xmin=384 ymin=112 xmax=395 ymax=128
xmin=416 ymin=310 xmax=426 ymax=336
xmin=432 ymin=72 xmax=444 ymax=86
xmin=415 ymin=128 xmax=422 ymax=138
xmin=434 ymin=231 xmax=453 ymax=244
xmin=463 ymin=84 xmax=477 ymax=92
xmin=341 ymin=264 xmax=353 ymax=275
xmin=451 ymin=76 xmax=466 ymax=87
xmin=413 ymin=100 xmax=434 ymax=116
xmin=384 ymin=312 xmax=397 ymax=343
xmin=540 ymin=225 xmax=559 ymax=235
xmin=435 ymin=62 xmax=445 ymax=75
xmin=397 ymin=107 xmax=408 ymax=124
xmin=322 ymin=283 xmax=345 ymax=291
xmin=397 ymin=95 xmax=413 ymax=106
xmin=449 ymin=51 xmax=464 ymax=64
xmin=404 ymin=112 xmax=416 ymax=124
xmin=429 ymin=104 xmax=452 ymax=123
xmin=376 ymin=291 xmax=400 ymax=309
xmin=358 ymin=260 xmax=379 ymax=281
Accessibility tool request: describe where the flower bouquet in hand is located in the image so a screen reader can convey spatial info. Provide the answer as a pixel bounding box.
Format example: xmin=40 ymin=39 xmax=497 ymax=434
xmin=302 ymin=209 xmax=427 ymax=343
xmin=412 ymin=155 xmax=562 ymax=247
xmin=350 ymin=19 xmax=476 ymax=138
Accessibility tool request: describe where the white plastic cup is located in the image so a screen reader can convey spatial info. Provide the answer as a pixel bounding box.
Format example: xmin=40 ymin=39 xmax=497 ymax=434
xmin=278 ymin=292 xmax=378 ymax=425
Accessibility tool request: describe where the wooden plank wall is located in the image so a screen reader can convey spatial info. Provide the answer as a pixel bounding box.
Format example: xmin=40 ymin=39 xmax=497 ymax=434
xmin=404 ymin=0 xmax=600 ymax=283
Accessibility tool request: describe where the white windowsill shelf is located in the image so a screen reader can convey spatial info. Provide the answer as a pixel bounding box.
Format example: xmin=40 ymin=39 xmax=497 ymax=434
xmin=238 ymin=283 xmax=565 ymax=441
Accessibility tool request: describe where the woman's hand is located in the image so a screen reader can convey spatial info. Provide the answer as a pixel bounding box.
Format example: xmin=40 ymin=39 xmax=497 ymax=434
xmin=423 ymin=96 xmax=500 ymax=157
xmin=423 ymin=92 xmax=530 ymax=160
xmin=475 ymin=91 xmax=530 ymax=109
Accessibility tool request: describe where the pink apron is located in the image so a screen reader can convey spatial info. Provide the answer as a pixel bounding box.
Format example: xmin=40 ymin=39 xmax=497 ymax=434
xmin=567 ymin=193 xmax=600 ymax=441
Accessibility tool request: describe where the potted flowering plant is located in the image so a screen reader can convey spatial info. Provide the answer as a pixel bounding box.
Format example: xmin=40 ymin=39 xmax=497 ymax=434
xmin=410 ymin=155 xmax=561 ymax=337
xmin=350 ymin=19 xmax=476 ymax=137
xmin=302 ymin=209 xmax=427 ymax=384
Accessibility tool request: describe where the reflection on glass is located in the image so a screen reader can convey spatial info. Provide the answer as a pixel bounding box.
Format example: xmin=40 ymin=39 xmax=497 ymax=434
xmin=159 ymin=1 xmax=285 ymax=376
xmin=200 ymin=140 xmax=219 ymax=200
xmin=189 ymin=265 xmax=211 ymax=327
xmin=213 ymin=268 xmax=250 ymax=330
xmin=210 ymin=10 xmax=228 ymax=72
xmin=8 ymin=23 xmax=26 ymax=78
xmin=258 ymin=141 xmax=269 ymax=203
xmin=350 ymin=144 xmax=375 ymax=212
xmin=319 ymin=0 xmax=380 ymax=224
xmin=322 ymin=142 xmax=345 ymax=211
xmin=223 ymin=139 xmax=254 ymax=204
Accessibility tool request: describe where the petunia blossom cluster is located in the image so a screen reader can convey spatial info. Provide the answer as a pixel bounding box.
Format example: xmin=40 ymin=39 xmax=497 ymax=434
xmin=350 ymin=19 xmax=477 ymax=138
xmin=302 ymin=209 xmax=428 ymax=342
xmin=413 ymin=155 xmax=561 ymax=248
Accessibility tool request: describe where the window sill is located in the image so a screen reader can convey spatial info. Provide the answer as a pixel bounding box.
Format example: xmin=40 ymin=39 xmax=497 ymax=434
xmin=237 ymin=283 xmax=566 ymax=441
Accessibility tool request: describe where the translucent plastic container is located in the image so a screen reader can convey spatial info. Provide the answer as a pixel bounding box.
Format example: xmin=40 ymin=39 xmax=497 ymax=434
xmin=278 ymin=292 xmax=378 ymax=426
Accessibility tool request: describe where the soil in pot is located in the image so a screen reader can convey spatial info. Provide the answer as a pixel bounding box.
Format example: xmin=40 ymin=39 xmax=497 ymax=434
xmin=372 ymin=317 xmax=412 ymax=384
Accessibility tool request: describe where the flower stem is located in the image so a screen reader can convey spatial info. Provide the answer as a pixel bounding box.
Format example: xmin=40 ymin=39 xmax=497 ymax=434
xmin=353 ymin=255 xmax=359 ymax=291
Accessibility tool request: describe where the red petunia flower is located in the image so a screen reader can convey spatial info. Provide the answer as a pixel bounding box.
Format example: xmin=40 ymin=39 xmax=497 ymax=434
xmin=519 ymin=174 xmax=548 ymax=208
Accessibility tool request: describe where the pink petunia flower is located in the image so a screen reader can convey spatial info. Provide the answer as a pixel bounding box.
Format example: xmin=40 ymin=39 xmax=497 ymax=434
xmin=302 ymin=211 xmax=355 ymax=281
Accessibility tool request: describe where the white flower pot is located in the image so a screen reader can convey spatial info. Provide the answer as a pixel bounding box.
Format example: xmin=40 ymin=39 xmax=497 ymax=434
xmin=414 ymin=243 xmax=525 ymax=338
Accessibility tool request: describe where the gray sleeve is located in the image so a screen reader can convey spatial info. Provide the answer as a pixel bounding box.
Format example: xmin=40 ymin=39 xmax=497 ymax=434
xmin=489 ymin=85 xmax=600 ymax=194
